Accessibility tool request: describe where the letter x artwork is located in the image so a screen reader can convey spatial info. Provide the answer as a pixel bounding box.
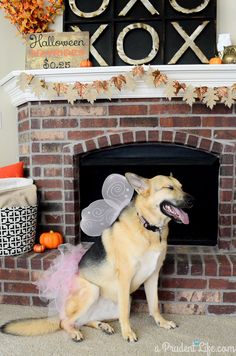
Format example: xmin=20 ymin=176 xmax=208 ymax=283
xmin=63 ymin=0 xmax=217 ymax=66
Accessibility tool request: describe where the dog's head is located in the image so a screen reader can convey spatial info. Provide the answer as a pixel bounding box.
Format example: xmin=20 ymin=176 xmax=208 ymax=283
xmin=125 ymin=173 xmax=194 ymax=225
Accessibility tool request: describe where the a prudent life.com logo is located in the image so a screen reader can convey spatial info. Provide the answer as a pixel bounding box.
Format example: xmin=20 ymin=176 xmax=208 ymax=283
xmin=154 ymin=340 xmax=236 ymax=355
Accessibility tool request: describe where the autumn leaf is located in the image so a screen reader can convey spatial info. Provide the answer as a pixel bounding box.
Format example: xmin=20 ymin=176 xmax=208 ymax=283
xmin=202 ymin=88 xmax=219 ymax=109
xmin=83 ymin=86 xmax=98 ymax=104
xmin=220 ymin=88 xmax=236 ymax=108
xmin=216 ymin=86 xmax=228 ymax=99
xmin=173 ymin=81 xmax=186 ymax=95
xmin=124 ymin=73 xmax=137 ymax=91
xmin=132 ymin=66 xmax=145 ymax=78
xmin=152 ymin=70 xmax=168 ymax=87
xmin=232 ymin=84 xmax=236 ymax=93
xmin=195 ymin=86 xmax=208 ymax=101
xmin=65 ymin=85 xmax=78 ymax=105
xmin=164 ymin=80 xmax=176 ymax=100
xmin=54 ymin=82 xmax=67 ymax=96
xmin=17 ymin=72 xmax=33 ymax=91
xmin=31 ymin=77 xmax=44 ymax=97
xmin=92 ymin=80 xmax=108 ymax=94
xmin=46 ymin=82 xmax=58 ymax=102
xmin=100 ymin=81 xmax=110 ymax=92
xmin=182 ymin=85 xmax=198 ymax=107
xmin=74 ymin=82 xmax=87 ymax=97
xmin=155 ymin=73 xmax=168 ymax=87
xmin=101 ymin=82 xmax=113 ymax=100
xmin=111 ymin=75 xmax=126 ymax=91
xmin=143 ymin=67 xmax=155 ymax=87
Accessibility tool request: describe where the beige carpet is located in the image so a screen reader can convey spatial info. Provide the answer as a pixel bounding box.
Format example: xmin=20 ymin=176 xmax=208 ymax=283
xmin=0 ymin=305 xmax=236 ymax=356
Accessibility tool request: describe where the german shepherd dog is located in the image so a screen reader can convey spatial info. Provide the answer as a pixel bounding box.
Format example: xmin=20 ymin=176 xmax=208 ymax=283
xmin=1 ymin=173 xmax=193 ymax=342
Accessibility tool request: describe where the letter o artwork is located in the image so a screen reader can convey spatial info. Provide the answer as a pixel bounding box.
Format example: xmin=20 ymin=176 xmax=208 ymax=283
xmin=169 ymin=0 xmax=210 ymax=14
xmin=69 ymin=0 xmax=110 ymax=18
xmin=117 ymin=23 xmax=159 ymax=65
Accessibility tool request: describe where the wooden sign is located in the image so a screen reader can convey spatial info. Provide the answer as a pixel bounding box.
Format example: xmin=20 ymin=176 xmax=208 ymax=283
xmin=25 ymin=32 xmax=89 ymax=70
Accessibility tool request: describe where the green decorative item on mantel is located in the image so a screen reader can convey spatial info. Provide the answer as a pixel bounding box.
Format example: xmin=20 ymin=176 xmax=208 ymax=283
xmin=17 ymin=66 xmax=236 ymax=109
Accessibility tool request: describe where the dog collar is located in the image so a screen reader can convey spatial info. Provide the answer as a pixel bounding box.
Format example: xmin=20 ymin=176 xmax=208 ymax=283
xmin=138 ymin=214 xmax=164 ymax=234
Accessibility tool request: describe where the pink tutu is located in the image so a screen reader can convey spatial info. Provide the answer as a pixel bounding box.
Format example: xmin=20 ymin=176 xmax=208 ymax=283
xmin=35 ymin=243 xmax=88 ymax=319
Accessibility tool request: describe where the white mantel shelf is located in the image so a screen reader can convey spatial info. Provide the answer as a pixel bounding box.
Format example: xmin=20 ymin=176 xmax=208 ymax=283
xmin=1 ymin=64 xmax=236 ymax=107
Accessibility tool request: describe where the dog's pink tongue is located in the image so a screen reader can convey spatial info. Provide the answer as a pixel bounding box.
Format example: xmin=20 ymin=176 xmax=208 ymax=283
xmin=174 ymin=207 xmax=189 ymax=224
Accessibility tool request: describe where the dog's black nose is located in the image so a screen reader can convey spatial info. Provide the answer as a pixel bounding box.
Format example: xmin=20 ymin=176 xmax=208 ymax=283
xmin=185 ymin=194 xmax=194 ymax=208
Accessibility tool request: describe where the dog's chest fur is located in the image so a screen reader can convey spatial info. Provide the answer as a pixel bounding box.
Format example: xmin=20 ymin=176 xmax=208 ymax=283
xmin=131 ymin=248 xmax=165 ymax=291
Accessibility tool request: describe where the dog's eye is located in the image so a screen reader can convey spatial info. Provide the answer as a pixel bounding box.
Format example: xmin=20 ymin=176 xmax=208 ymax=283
xmin=167 ymin=186 xmax=174 ymax=190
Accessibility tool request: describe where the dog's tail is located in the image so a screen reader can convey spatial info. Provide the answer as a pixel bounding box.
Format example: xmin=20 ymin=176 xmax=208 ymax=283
xmin=0 ymin=317 xmax=61 ymax=336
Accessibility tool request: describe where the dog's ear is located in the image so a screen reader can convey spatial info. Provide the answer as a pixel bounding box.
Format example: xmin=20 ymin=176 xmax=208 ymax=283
xmin=125 ymin=173 xmax=149 ymax=196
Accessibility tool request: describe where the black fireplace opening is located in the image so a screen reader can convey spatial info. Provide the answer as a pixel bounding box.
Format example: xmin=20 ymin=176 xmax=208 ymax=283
xmin=79 ymin=143 xmax=219 ymax=246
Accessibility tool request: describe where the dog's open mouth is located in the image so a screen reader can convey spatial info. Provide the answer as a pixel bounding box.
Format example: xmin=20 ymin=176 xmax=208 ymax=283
xmin=160 ymin=201 xmax=189 ymax=224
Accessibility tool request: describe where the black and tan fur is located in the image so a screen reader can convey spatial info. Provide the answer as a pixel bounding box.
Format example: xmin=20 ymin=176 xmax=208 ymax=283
xmin=0 ymin=173 xmax=193 ymax=342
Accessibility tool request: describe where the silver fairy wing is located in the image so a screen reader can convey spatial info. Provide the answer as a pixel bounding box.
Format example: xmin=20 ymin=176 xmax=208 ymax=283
xmin=80 ymin=174 xmax=134 ymax=237
xmin=80 ymin=199 xmax=119 ymax=237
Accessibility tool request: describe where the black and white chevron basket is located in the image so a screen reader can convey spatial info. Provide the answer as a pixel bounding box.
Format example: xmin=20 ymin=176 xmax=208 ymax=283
xmin=0 ymin=205 xmax=37 ymax=256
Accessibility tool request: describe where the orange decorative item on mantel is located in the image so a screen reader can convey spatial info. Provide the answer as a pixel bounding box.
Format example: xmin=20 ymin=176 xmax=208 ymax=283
xmin=39 ymin=230 xmax=63 ymax=249
xmin=33 ymin=244 xmax=46 ymax=253
xmin=80 ymin=59 xmax=93 ymax=67
xmin=209 ymin=56 xmax=222 ymax=64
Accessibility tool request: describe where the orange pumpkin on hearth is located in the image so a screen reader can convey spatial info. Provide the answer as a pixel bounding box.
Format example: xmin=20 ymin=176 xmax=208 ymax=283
xmin=39 ymin=230 xmax=63 ymax=249
xmin=33 ymin=244 xmax=46 ymax=253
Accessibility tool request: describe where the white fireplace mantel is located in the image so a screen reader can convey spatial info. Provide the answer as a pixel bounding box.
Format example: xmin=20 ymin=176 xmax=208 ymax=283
xmin=1 ymin=64 xmax=236 ymax=107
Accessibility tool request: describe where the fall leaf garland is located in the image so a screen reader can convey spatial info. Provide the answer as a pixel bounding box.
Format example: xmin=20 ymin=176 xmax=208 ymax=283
xmin=17 ymin=66 xmax=236 ymax=108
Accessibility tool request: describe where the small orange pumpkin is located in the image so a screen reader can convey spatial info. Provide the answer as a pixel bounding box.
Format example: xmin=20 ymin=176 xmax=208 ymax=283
xmin=80 ymin=59 xmax=93 ymax=67
xmin=39 ymin=230 xmax=63 ymax=249
xmin=33 ymin=244 xmax=46 ymax=253
xmin=209 ymin=56 xmax=222 ymax=64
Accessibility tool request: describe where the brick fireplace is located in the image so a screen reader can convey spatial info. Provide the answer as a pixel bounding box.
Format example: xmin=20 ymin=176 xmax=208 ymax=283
xmin=16 ymin=98 xmax=236 ymax=248
xmin=0 ymin=66 xmax=236 ymax=314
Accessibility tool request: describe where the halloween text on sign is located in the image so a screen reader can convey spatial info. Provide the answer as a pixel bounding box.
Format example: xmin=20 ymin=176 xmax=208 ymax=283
xmin=25 ymin=32 xmax=89 ymax=70
xmin=63 ymin=0 xmax=216 ymax=66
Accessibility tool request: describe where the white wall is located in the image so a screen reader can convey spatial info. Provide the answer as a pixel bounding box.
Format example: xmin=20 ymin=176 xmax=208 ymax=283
xmin=0 ymin=12 xmax=25 ymax=166
xmin=217 ymin=0 xmax=236 ymax=43
xmin=0 ymin=1 xmax=236 ymax=166
xmin=0 ymin=13 xmax=62 ymax=166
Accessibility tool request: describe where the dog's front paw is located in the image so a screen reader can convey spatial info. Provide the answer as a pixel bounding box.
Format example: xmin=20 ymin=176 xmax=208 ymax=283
xmin=122 ymin=328 xmax=138 ymax=342
xmin=157 ymin=319 xmax=177 ymax=330
xmin=71 ymin=329 xmax=84 ymax=342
